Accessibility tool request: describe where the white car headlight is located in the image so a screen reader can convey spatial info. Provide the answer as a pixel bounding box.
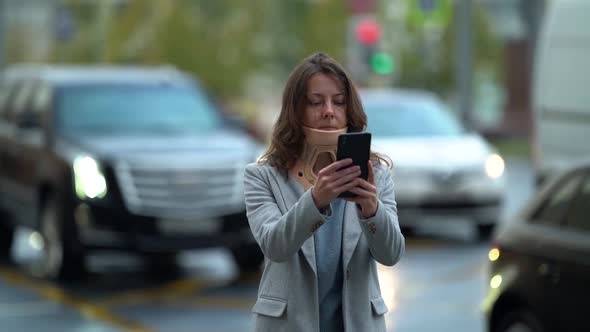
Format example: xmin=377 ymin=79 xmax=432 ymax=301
xmin=73 ymin=156 xmax=108 ymax=199
xmin=485 ymin=153 xmax=505 ymax=179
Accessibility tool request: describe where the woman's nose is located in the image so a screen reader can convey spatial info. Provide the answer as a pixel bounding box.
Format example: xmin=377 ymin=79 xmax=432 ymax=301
xmin=322 ymin=102 xmax=335 ymax=119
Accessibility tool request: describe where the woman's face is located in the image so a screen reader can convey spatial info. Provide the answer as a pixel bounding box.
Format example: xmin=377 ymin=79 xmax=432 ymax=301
xmin=302 ymin=72 xmax=347 ymax=130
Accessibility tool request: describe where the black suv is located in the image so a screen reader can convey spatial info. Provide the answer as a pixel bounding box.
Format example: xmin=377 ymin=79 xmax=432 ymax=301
xmin=0 ymin=65 xmax=264 ymax=280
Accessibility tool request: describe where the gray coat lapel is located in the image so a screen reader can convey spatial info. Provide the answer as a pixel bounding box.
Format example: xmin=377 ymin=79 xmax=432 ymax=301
xmin=273 ymin=170 xmax=317 ymax=276
xmin=300 ymin=233 xmax=316 ymax=276
xmin=342 ymin=201 xmax=362 ymax=270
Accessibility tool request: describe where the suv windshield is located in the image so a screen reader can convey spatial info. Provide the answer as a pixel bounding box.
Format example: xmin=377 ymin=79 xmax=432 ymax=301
xmin=56 ymin=85 xmax=222 ymax=135
xmin=364 ymin=99 xmax=463 ymax=137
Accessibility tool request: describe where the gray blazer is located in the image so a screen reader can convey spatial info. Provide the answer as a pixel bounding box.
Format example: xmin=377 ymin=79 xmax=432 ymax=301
xmin=244 ymin=162 xmax=405 ymax=332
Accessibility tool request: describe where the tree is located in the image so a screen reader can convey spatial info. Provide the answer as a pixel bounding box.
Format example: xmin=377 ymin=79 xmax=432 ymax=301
xmin=50 ymin=0 xmax=348 ymax=100
xmin=377 ymin=1 xmax=503 ymax=98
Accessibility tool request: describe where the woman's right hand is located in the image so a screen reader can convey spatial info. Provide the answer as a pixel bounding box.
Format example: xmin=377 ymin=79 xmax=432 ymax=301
xmin=311 ymin=158 xmax=361 ymax=209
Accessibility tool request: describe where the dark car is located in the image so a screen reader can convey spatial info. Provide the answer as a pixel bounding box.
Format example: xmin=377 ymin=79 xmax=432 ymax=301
xmin=483 ymin=161 xmax=590 ymax=332
xmin=0 ymin=65 xmax=264 ymax=280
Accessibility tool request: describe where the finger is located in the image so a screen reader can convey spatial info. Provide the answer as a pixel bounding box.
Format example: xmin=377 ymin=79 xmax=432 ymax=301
xmin=331 ymin=178 xmax=361 ymax=197
xmin=333 ymin=169 xmax=361 ymax=187
xmin=349 ymin=186 xmax=376 ymax=199
xmin=324 ymin=163 xmax=359 ymax=185
xmin=367 ymin=161 xmax=375 ymax=184
xmin=320 ymin=158 xmax=353 ymax=175
xmin=321 ymin=165 xmax=359 ymax=188
xmin=337 ymin=178 xmax=364 ymax=194
xmin=355 ymin=178 xmax=377 ymax=193
xmin=342 ymin=197 xmax=361 ymax=203
xmin=333 ymin=163 xmax=360 ymax=177
xmin=318 ymin=171 xmax=360 ymax=198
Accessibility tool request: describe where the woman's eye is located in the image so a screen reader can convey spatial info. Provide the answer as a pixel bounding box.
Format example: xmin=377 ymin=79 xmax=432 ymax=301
xmin=309 ymin=101 xmax=322 ymax=106
xmin=334 ymin=100 xmax=346 ymax=106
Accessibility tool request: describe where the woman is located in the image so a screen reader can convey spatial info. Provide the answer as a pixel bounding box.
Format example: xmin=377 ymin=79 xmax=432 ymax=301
xmin=243 ymin=52 xmax=405 ymax=332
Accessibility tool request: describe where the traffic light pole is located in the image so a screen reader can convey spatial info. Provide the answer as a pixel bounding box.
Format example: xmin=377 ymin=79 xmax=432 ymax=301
xmin=455 ymin=0 xmax=473 ymax=130
xmin=0 ymin=0 xmax=5 ymax=70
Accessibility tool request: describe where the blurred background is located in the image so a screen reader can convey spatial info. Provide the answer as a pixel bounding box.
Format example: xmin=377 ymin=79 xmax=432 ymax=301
xmin=1 ymin=0 xmax=588 ymax=331
xmin=0 ymin=0 xmax=539 ymax=139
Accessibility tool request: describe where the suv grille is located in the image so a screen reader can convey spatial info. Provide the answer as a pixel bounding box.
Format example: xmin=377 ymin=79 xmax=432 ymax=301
xmin=115 ymin=162 xmax=245 ymax=220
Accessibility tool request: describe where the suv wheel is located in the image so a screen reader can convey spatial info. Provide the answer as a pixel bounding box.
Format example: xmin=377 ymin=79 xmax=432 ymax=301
xmin=495 ymin=309 xmax=544 ymax=332
xmin=33 ymin=198 xmax=85 ymax=280
xmin=0 ymin=220 xmax=14 ymax=261
xmin=230 ymin=243 xmax=263 ymax=273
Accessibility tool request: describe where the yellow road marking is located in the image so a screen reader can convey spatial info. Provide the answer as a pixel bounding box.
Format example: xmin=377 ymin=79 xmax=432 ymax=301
xmin=180 ymin=295 xmax=255 ymax=310
xmin=0 ymin=267 xmax=154 ymax=332
xmin=97 ymin=277 xmax=210 ymax=307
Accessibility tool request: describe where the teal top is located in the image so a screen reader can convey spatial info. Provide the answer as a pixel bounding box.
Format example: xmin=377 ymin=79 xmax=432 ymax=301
xmin=314 ymin=198 xmax=345 ymax=332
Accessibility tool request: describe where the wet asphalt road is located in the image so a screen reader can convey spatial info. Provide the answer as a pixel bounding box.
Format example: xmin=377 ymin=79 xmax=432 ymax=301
xmin=0 ymin=158 xmax=534 ymax=332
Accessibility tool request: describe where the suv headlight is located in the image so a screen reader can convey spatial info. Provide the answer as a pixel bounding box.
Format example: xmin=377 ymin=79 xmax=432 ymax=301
xmin=73 ymin=156 xmax=108 ymax=199
xmin=485 ymin=153 xmax=505 ymax=179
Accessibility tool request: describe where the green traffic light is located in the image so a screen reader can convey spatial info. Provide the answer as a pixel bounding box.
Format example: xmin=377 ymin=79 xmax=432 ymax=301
xmin=370 ymin=52 xmax=395 ymax=75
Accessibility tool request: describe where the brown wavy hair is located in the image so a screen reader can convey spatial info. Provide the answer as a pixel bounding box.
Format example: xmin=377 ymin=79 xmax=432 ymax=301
xmin=259 ymin=52 xmax=391 ymax=174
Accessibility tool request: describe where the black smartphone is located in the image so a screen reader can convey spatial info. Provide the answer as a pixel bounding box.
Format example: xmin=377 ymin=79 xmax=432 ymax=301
xmin=336 ymin=132 xmax=371 ymax=198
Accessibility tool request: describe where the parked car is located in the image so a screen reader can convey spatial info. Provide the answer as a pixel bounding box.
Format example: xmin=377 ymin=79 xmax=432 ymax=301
xmin=360 ymin=88 xmax=506 ymax=239
xmin=532 ymin=0 xmax=590 ymax=186
xmin=483 ymin=160 xmax=590 ymax=332
xmin=0 ymin=65 xmax=264 ymax=280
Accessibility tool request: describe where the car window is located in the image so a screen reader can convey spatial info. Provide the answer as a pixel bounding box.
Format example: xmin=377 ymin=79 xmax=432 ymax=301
xmin=30 ymin=82 xmax=51 ymax=115
xmin=0 ymin=80 xmax=16 ymax=119
xmin=531 ymin=172 xmax=585 ymax=226
xmin=8 ymin=80 xmax=37 ymax=122
xmin=363 ymin=99 xmax=463 ymax=137
xmin=564 ymin=172 xmax=590 ymax=232
xmin=55 ymin=84 xmax=222 ymax=135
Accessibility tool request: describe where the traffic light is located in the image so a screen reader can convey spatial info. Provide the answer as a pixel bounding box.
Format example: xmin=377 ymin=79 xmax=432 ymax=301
xmin=370 ymin=52 xmax=395 ymax=75
xmin=355 ymin=19 xmax=380 ymax=46
xmin=354 ymin=19 xmax=395 ymax=75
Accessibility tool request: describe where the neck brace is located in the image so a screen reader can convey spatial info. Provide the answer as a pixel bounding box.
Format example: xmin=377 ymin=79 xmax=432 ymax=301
xmin=290 ymin=126 xmax=348 ymax=190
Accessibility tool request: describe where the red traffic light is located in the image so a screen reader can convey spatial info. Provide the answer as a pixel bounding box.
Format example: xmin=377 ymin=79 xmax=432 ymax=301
xmin=355 ymin=20 xmax=381 ymax=45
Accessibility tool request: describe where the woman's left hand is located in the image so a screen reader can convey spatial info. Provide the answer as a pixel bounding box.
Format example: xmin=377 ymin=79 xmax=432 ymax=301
xmin=344 ymin=161 xmax=378 ymax=219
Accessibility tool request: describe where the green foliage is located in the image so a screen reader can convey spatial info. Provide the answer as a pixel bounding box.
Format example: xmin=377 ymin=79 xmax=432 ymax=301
xmin=49 ymin=0 xmax=348 ymax=99
xmin=301 ymin=0 xmax=347 ymax=69
xmin=381 ymin=2 xmax=503 ymax=97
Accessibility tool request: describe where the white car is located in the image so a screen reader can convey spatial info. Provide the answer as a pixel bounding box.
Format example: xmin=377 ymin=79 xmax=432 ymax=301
xmin=361 ymin=88 xmax=506 ymax=239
